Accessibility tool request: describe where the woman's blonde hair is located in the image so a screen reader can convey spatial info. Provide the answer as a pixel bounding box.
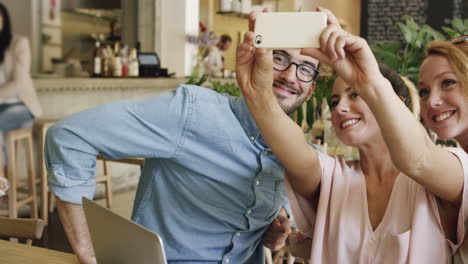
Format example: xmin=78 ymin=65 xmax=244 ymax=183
xmin=401 ymin=76 xmax=420 ymax=119
xmin=425 ymin=40 xmax=468 ymax=95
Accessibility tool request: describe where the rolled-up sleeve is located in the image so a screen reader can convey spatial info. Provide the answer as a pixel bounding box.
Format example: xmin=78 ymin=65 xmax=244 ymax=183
xmin=46 ymin=85 xmax=194 ymax=204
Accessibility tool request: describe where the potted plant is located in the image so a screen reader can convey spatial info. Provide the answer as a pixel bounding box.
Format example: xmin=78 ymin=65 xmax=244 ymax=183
xmin=371 ymin=16 xmax=468 ymax=85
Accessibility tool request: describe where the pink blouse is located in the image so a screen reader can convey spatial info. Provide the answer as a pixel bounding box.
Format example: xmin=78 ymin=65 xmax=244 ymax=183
xmin=286 ymin=148 xmax=468 ymax=263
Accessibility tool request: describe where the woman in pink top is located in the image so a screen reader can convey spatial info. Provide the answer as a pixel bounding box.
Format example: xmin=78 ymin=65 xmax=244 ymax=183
xmin=236 ymin=9 xmax=468 ymax=263
xmin=417 ymin=37 xmax=468 ymax=262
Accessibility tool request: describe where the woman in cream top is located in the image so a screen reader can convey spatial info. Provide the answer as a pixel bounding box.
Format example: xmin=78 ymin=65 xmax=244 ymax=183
xmin=0 ymin=3 xmax=42 ymax=195
xmin=236 ymin=8 xmax=468 ymax=263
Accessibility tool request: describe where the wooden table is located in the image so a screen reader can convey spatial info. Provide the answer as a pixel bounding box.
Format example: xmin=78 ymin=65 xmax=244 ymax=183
xmin=0 ymin=239 xmax=79 ymax=264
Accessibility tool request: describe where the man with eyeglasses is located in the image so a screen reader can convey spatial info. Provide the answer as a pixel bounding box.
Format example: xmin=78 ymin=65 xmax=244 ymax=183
xmin=271 ymin=50 xmax=320 ymax=114
xmin=45 ymin=14 xmax=321 ymax=264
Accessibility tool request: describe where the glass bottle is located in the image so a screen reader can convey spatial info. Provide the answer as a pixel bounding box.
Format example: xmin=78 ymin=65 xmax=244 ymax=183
xmin=92 ymin=41 xmax=102 ymax=77
xmin=128 ymin=48 xmax=139 ymax=77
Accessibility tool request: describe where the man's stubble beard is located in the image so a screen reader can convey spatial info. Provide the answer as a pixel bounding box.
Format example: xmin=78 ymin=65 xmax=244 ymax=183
xmin=273 ymin=80 xmax=314 ymax=115
xmin=278 ymin=96 xmax=309 ymax=116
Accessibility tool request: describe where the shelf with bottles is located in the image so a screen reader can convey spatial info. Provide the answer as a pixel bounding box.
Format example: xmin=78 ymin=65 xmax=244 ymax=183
xmin=217 ymin=0 xmax=279 ymax=17
xmin=216 ymin=11 xmax=249 ymax=19
xmin=92 ymin=41 xmax=139 ymax=78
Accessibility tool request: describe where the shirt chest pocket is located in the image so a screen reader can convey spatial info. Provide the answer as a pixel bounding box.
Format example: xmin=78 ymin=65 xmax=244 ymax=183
xmin=257 ymin=178 xmax=287 ymax=221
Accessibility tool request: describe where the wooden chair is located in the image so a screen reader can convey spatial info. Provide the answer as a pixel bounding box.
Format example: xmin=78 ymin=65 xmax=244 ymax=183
xmin=0 ymin=128 xmax=39 ymax=219
xmin=265 ymin=246 xmax=295 ymax=264
xmin=287 ymin=230 xmax=311 ymax=264
xmin=96 ymin=156 xmax=145 ymax=209
xmin=95 ymin=155 xmax=114 ymax=209
xmin=35 ymin=119 xmax=56 ymax=226
xmin=0 ymin=216 xmax=45 ymax=245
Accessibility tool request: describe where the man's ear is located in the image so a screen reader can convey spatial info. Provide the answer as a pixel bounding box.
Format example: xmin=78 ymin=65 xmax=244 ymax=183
xmin=306 ymin=82 xmax=317 ymax=100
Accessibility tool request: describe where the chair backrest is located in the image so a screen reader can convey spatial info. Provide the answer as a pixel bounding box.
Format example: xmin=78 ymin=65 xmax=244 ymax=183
xmin=288 ymin=229 xmax=312 ymax=262
xmin=0 ymin=217 xmax=45 ymax=245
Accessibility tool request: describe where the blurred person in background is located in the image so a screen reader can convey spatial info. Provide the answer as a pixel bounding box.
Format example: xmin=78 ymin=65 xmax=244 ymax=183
xmin=201 ymin=33 xmax=232 ymax=77
xmin=0 ymin=3 xmax=42 ymax=196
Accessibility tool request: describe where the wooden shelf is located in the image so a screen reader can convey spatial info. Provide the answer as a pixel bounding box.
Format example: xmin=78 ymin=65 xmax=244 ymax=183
xmin=216 ymin=11 xmax=249 ymax=19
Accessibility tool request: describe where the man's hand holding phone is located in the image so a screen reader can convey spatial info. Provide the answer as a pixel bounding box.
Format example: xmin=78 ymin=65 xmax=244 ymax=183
xmin=236 ymin=9 xmax=275 ymax=108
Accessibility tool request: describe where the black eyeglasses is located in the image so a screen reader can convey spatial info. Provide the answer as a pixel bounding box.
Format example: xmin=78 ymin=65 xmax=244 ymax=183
xmin=272 ymin=52 xmax=319 ymax=83
xmin=449 ymin=35 xmax=468 ymax=45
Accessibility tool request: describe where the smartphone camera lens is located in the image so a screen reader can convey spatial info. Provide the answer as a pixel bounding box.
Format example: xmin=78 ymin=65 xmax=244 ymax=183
xmin=255 ymin=35 xmax=262 ymax=45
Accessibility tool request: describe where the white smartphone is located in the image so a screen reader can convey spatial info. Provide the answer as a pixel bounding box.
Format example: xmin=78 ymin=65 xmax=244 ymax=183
xmin=253 ymin=12 xmax=327 ymax=49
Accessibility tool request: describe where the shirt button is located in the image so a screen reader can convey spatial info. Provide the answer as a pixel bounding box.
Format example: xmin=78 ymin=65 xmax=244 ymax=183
xmin=235 ymin=232 xmax=240 ymax=237
xmin=263 ymin=150 xmax=269 ymax=155
xmin=250 ymin=136 xmax=255 ymax=141
xmin=246 ymin=209 xmax=252 ymax=215
xmin=255 ymin=180 xmax=260 ymax=186
xmin=225 ymin=258 xmax=230 ymax=263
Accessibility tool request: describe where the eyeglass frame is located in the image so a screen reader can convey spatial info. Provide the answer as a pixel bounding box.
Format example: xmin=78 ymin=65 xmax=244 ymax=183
xmin=449 ymin=35 xmax=468 ymax=45
xmin=272 ymin=51 xmax=320 ymax=83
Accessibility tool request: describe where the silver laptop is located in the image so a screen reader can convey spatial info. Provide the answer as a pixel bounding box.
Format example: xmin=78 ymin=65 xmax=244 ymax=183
xmin=82 ymin=197 xmax=168 ymax=264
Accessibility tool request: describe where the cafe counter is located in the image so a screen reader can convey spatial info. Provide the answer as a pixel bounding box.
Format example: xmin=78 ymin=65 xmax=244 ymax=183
xmin=34 ymin=77 xmax=187 ymax=120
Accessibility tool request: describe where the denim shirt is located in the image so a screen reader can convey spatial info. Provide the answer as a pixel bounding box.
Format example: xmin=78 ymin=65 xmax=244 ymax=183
xmin=46 ymin=85 xmax=290 ymax=264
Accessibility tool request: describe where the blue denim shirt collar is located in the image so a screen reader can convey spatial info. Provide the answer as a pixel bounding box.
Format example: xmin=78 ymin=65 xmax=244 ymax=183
xmin=230 ymin=96 xmax=270 ymax=149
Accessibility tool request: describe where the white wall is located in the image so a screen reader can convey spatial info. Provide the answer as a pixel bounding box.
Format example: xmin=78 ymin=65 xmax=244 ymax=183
xmin=159 ymin=0 xmax=199 ymax=77
xmin=140 ymin=0 xmax=199 ymax=77
xmin=184 ymin=1 xmax=200 ymax=76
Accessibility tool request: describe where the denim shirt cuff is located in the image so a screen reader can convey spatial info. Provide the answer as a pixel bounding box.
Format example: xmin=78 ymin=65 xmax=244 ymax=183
xmin=49 ymin=184 xmax=96 ymax=205
xmin=48 ymin=164 xmax=96 ymax=204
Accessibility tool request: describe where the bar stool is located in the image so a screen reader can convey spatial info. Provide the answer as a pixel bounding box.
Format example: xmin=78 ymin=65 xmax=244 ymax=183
xmin=0 ymin=127 xmax=38 ymax=219
xmin=35 ymin=119 xmax=56 ymax=225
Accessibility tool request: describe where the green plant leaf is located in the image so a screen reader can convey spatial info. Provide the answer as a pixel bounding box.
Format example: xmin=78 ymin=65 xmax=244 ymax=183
xmin=404 ymin=15 xmax=420 ymax=32
xmin=197 ymin=74 xmax=208 ymax=86
xmin=452 ymin=17 xmax=465 ymax=33
xmin=371 ymin=41 xmax=402 ymax=53
xmin=210 ymin=80 xmax=241 ymax=97
xmin=185 ymin=74 xmax=209 ymax=86
xmin=397 ymin=22 xmax=413 ymax=43
xmin=306 ymin=98 xmax=315 ymax=129
xmin=421 ymin=25 xmax=446 ymax=42
xmin=376 ymin=53 xmax=402 ymax=72
xmin=414 ymin=30 xmax=426 ymax=48
xmin=297 ymin=106 xmax=304 ymax=128
xmin=371 ymin=41 xmax=403 ymax=71
xmin=442 ymin=27 xmax=458 ymax=38
xmin=185 ymin=74 xmax=196 ymax=85
xmin=430 ymin=30 xmax=447 ymax=41
xmin=406 ymin=48 xmax=425 ymax=66
xmin=407 ymin=66 xmax=419 ymax=74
